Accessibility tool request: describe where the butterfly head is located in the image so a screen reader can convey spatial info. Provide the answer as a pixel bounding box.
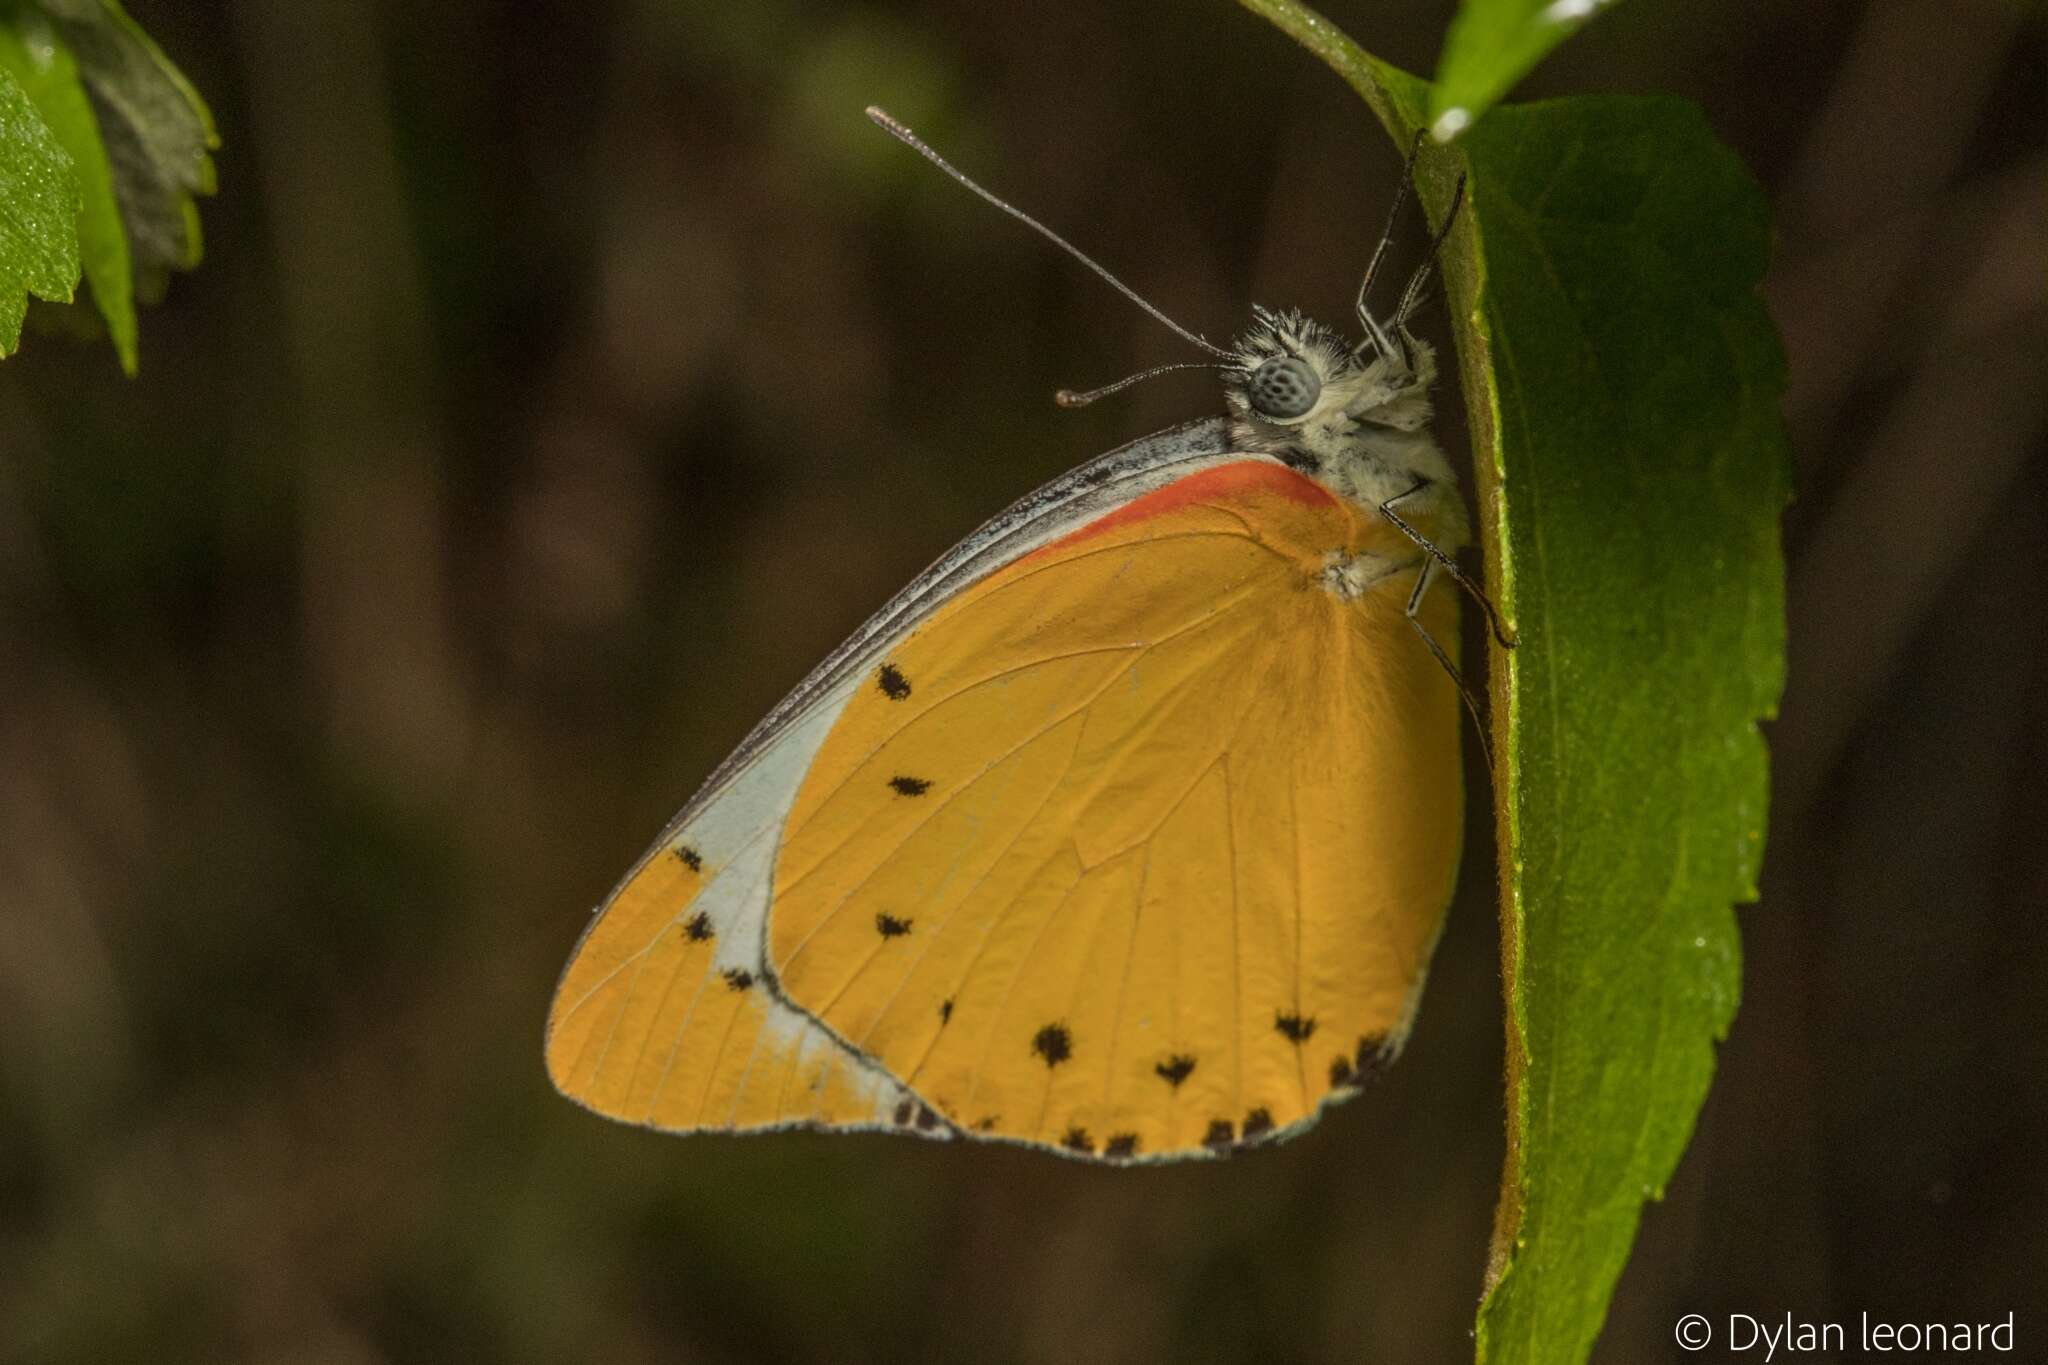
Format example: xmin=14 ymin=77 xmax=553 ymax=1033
xmin=1223 ymin=307 xmax=1454 ymax=506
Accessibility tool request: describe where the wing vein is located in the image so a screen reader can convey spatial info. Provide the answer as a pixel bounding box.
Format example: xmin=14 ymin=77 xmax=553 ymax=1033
xmin=720 ymin=1001 xmax=775 ymax=1127
xmin=1098 ymin=816 xmax=1155 ymax=1127
xmin=632 ymin=937 xmax=703 ymax=1119
xmin=578 ymin=943 xmax=654 ymax=1096
xmin=690 ymin=983 xmax=751 ymax=1121
xmin=957 ymin=850 xmax=1093 ymax=1120
xmin=860 ymin=719 xmax=1087 ymax=1055
xmin=773 ymin=664 xmax=1129 ymax=970
xmin=776 ymin=575 xmax=1271 ymax=969
xmin=642 ymin=948 xmax=719 ymax=1122
xmin=1054 ymin=841 xmax=1133 ymax=1141
xmin=776 ymin=641 xmax=1143 ymax=853
xmin=779 ymin=568 xmax=1271 ymax=865
xmin=554 ymin=817 xmax=781 ymax=1022
xmin=1222 ymin=753 xmax=1243 ymax=1128
xmin=1289 ymin=765 xmax=1309 ymax=1110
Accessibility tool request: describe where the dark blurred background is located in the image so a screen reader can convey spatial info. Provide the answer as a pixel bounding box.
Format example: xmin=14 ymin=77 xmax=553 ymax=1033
xmin=1 ymin=1 xmax=2042 ymax=1361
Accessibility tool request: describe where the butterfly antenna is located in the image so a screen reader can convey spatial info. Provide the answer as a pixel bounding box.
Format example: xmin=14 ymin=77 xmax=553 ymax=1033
xmin=867 ymin=107 xmax=1232 ymax=360
xmin=1055 ymin=361 xmax=1228 ymax=408
xmin=1353 ymin=129 xmax=1427 ymax=360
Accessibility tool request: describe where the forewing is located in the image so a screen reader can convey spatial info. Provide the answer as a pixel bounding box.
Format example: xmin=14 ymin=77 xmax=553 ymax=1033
xmin=545 ymin=420 xmax=1238 ymax=1139
xmin=545 ymin=698 xmax=935 ymax=1136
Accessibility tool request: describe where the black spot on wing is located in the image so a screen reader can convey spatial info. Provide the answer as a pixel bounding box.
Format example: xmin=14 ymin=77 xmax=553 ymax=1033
xmin=1155 ymin=1054 xmax=1196 ymax=1088
xmin=1203 ymin=1119 xmax=1235 ymax=1150
xmin=973 ymin=1115 xmax=999 ymax=1133
xmin=1104 ymin=1133 xmax=1140 ymax=1160
xmin=675 ymin=845 xmax=703 ymax=871
xmin=1354 ymin=1033 xmax=1393 ymax=1081
xmin=683 ymin=912 xmax=714 ymax=942
xmin=721 ymin=968 xmax=754 ymax=991
xmin=877 ymin=663 xmax=912 ymax=700
xmin=914 ymin=1104 xmax=941 ymax=1131
xmin=1062 ymin=1125 xmax=1094 ymax=1154
xmin=1275 ymin=1012 xmax=1317 ymax=1043
xmin=1242 ymin=1107 xmax=1274 ymax=1140
xmin=1329 ymin=1055 xmax=1356 ymax=1088
xmin=894 ymin=1099 xmax=914 ymax=1126
xmin=939 ymin=998 xmax=954 ymax=1024
xmin=876 ymin=912 xmax=913 ymax=938
xmin=1032 ymin=1023 xmax=1073 ymax=1067
xmin=888 ymin=775 xmax=931 ymax=796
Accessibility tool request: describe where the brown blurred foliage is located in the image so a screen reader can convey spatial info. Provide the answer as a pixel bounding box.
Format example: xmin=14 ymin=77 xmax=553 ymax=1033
xmin=1 ymin=1 xmax=2042 ymax=1361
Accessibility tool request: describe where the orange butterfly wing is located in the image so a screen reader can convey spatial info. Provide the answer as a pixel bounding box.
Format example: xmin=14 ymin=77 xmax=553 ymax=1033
xmin=544 ymin=422 xmax=1246 ymax=1143
xmin=766 ymin=460 xmax=1462 ymax=1160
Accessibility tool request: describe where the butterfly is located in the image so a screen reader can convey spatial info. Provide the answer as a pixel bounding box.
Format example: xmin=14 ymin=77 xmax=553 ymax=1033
xmin=545 ymin=109 xmax=1507 ymax=1164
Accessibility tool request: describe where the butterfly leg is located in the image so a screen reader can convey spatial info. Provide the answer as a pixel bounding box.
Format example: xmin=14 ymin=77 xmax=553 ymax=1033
xmin=1353 ymin=130 xmax=1428 ymax=360
xmin=1390 ymin=175 xmax=1469 ymax=338
xmin=1377 ymin=478 xmax=1516 ymax=648
xmin=1404 ymin=558 xmax=1495 ymax=782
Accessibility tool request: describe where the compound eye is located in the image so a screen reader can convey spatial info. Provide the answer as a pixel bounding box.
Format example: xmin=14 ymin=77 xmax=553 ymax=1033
xmin=1247 ymin=356 xmax=1321 ymax=420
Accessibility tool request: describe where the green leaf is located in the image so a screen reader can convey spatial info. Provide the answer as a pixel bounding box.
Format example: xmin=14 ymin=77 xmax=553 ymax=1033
xmin=1431 ymin=0 xmax=1625 ymax=139
xmin=36 ymin=0 xmax=216 ymax=290
xmin=0 ymin=10 xmax=135 ymax=370
xmin=1458 ymin=96 xmax=1787 ymax=1365
xmin=1235 ymin=5 xmax=1789 ymax=1363
xmin=0 ymin=56 xmax=80 ymax=356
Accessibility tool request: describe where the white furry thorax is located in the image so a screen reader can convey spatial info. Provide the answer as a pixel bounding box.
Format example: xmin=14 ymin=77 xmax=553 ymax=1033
xmin=1223 ymin=306 xmax=1469 ymax=554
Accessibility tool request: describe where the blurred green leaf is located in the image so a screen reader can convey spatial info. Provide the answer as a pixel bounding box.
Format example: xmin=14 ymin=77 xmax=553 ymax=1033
xmin=775 ymin=12 xmax=962 ymax=201
xmin=1236 ymin=4 xmax=1788 ymax=1362
xmin=0 ymin=10 xmax=134 ymax=370
xmin=1430 ymin=0 xmax=1625 ymax=139
xmin=0 ymin=53 xmax=79 ymax=355
xmin=36 ymin=0 xmax=216 ymax=292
